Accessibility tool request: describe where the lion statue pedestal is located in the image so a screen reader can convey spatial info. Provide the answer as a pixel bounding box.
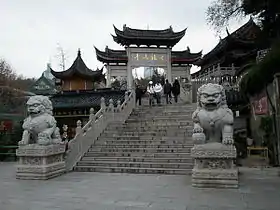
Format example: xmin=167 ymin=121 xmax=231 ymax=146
xmin=16 ymin=95 xmax=66 ymax=180
xmin=190 ymin=83 xmax=238 ymax=188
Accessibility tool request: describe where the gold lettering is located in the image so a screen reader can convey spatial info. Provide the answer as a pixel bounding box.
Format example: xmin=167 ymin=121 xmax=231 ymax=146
xmin=151 ymin=54 xmax=157 ymax=60
xmin=132 ymin=53 xmax=139 ymax=60
xmin=159 ymin=55 xmax=165 ymax=61
xmin=142 ymin=54 xmax=150 ymax=60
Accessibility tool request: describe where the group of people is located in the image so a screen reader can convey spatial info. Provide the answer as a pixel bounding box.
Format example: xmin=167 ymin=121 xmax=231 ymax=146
xmin=135 ymin=78 xmax=181 ymax=106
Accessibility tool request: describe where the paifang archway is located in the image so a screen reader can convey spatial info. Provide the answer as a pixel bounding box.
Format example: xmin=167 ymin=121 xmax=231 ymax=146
xmin=94 ymin=24 xmax=202 ymax=101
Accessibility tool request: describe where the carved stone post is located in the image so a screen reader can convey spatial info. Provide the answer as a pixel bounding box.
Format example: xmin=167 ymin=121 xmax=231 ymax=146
xmin=108 ymin=99 xmax=114 ymax=112
xmin=100 ymin=97 xmax=106 ymax=110
xmin=117 ymin=100 xmax=121 ymax=112
xmin=62 ymin=124 xmax=68 ymax=141
xmin=75 ymin=120 xmax=82 ymax=135
xmin=125 ymin=91 xmax=129 ymax=101
xmin=89 ymin=108 xmax=95 ymax=121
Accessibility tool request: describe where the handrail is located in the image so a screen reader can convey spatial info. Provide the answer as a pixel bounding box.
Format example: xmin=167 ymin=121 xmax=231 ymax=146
xmin=65 ymin=91 xmax=135 ymax=171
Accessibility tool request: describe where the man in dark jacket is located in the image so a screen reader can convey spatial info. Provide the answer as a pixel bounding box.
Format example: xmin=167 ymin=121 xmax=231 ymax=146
xmin=135 ymin=85 xmax=145 ymax=106
xmin=172 ymin=78 xmax=180 ymax=103
xmin=163 ymin=79 xmax=172 ymax=104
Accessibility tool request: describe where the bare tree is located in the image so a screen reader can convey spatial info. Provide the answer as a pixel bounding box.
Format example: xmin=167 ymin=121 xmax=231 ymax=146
xmin=206 ymin=0 xmax=245 ymax=35
xmin=0 ymin=59 xmax=16 ymax=86
xmin=56 ymin=43 xmax=68 ymax=71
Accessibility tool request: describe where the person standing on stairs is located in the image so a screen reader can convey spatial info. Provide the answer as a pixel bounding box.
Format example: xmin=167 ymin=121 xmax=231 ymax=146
xmin=135 ymin=84 xmax=145 ymax=106
xmin=147 ymin=81 xmax=155 ymax=106
xmin=163 ymin=79 xmax=172 ymax=104
xmin=172 ymin=78 xmax=181 ymax=103
xmin=154 ymin=81 xmax=163 ymax=105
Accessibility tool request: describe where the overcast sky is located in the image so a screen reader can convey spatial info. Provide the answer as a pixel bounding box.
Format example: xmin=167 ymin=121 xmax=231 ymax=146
xmin=0 ymin=0 xmax=249 ymax=79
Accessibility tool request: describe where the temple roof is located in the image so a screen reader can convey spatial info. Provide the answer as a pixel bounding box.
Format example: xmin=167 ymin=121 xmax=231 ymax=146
xmin=29 ymin=74 xmax=57 ymax=95
xmin=171 ymin=48 xmax=202 ymax=64
xmin=194 ymin=18 xmax=260 ymax=67
xmin=112 ymin=25 xmax=187 ymax=47
xmin=95 ymin=46 xmax=202 ymax=64
xmin=95 ymin=46 xmax=128 ymax=63
xmin=51 ymin=49 xmax=103 ymax=80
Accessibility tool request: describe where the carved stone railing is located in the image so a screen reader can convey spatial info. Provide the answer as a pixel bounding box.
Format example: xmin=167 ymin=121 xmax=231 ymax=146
xmin=65 ymin=91 xmax=135 ymax=171
xmin=191 ymin=64 xmax=239 ymax=81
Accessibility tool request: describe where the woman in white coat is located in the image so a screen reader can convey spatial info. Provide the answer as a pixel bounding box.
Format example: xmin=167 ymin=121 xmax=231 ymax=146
xmin=146 ymin=81 xmax=155 ymax=106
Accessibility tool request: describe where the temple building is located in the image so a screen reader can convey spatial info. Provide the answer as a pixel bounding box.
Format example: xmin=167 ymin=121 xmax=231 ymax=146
xmin=94 ymin=24 xmax=202 ymax=90
xmin=50 ymin=49 xmax=125 ymax=138
xmin=191 ymin=18 xmax=260 ymax=90
xmin=29 ymin=63 xmax=57 ymax=96
xmin=191 ymin=18 xmax=261 ymax=133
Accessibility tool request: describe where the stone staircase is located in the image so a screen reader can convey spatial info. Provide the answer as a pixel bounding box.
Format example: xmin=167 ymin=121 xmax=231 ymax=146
xmin=74 ymin=104 xmax=195 ymax=175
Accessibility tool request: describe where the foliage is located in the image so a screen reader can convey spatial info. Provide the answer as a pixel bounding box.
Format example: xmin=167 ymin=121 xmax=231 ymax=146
xmin=111 ymin=79 xmax=127 ymax=90
xmin=111 ymin=79 xmax=121 ymax=89
xmin=0 ymin=122 xmax=22 ymax=160
xmin=207 ymin=0 xmax=280 ymax=41
xmin=260 ymin=116 xmax=273 ymax=134
xmin=206 ymin=0 xmax=244 ymax=34
xmin=0 ymin=59 xmax=35 ymax=114
xmin=259 ymin=115 xmax=278 ymax=165
xmin=151 ymin=68 xmax=165 ymax=85
xmin=240 ymin=40 xmax=280 ymax=95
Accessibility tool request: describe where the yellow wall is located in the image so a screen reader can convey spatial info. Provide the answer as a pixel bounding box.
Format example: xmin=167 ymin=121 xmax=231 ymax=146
xmin=62 ymin=78 xmax=93 ymax=91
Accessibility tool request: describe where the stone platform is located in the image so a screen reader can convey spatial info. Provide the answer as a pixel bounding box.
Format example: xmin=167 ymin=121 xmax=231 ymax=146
xmin=16 ymin=144 xmax=66 ymax=180
xmin=191 ymin=142 xmax=238 ymax=188
xmin=1 ymin=162 xmax=280 ymax=210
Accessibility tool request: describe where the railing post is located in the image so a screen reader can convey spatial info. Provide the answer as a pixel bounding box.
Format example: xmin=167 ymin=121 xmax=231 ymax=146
xmin=62 ymin=124 xmax=68 ymax=141
xmin=117 ymin=100 xmax=121 ymax=112
xmin=75 ymin=120 xmax=82 ymax=136
xmin=100 ymin=97 xmax=106 ymax=110
xmin=108 ymin=98 xmax=114 ymax=121
xmin=108 ymin=99 xmax=114 ymax=112
xmin=89 ymin=107 xmax=95 ymax=121
xmin=125 ymin=91 xmax=129 ymax=101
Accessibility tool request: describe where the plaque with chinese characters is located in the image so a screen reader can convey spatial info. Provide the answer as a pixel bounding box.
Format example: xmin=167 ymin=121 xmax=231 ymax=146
xmin=130 ymin=53 xmax=167 ymax=67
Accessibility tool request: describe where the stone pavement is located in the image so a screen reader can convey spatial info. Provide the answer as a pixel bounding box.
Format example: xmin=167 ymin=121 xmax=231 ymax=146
xmin=0 ymin=162 xmax=280 ymax=210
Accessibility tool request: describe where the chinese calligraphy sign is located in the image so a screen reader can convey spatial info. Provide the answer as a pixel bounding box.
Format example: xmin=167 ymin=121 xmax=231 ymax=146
xmin=130 ymin=53 xmax=167 ymax=66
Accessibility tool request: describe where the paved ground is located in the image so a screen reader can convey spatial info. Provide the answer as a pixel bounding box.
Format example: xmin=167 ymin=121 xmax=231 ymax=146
xmin=1 ymin=162 xmax=280 ymax=210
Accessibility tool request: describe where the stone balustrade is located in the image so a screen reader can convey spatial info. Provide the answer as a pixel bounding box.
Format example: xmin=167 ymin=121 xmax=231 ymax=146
xmin=65 ymin=91 xmax=135 ymax=171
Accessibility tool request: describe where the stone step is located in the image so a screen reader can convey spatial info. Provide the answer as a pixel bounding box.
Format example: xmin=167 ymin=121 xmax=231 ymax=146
xmin=129 ymin=114 xmax=193 ymax=117
xmin=133 ymin=107 xmax=194 ymax=111
xmin=106 ymin=125 xmax=192 ymax=130
xmin=89 ymin=147 xmax=191 ymax=153
xmin=128 ymin=113 xmax=193 ymax=116
xmin=100 ymin=132 xmax=192 ymax=138
xmin=95 ymin=139 xmax=192 ymax=145
xmin=102 ymin=130 xmax=191 ymax=135
xmin=80 ymin=156 xmax=193 ymax=163
xmin=126 ymin=117 xmax=192 ymax=121
xmin=74 ymin=103 xmax=195 ymax=175
xmin=84 ymin=152 xmax=191 ymax=158
xmin=91 ymin=144 xmax=193 ymax=149
xmin=73 ymin=165 xmax=192 ymax=175
xmin=97 ymin=136 xmax=192 ymax=141
xmin=102 ymin=133 xmax=192 ymax=138
xmin=123 ymin=121 xmax=192 ymax=126
xmin=76 ymin=161 xmax=193 ymax=169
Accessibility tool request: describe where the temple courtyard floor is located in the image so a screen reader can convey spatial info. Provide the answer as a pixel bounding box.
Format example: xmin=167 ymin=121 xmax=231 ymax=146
xmin=0 ymin=162 xmax=280 ymax=210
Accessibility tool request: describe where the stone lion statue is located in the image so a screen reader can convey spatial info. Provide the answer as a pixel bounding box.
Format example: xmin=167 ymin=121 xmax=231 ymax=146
xmin=192 ymin=83 xmax=234 ymax=145
xmin=18 ymin=95 xmax=62 ymax=146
